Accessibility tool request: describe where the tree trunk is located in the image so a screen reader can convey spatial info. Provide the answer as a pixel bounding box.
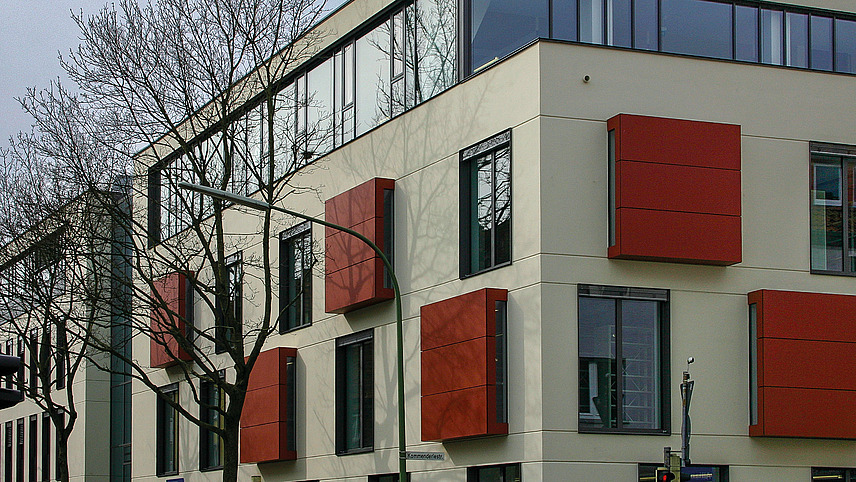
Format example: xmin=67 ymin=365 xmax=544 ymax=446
xmin=222 ymin=411 xmax=241 ymax=482
xmin=56 ymin=426 xmax=70 ymax=482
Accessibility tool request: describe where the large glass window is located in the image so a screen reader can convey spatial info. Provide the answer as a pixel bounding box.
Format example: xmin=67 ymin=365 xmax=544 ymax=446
xmin=633 ymin=0 xmax=658 ymax=51
xmin=579 ymin=0 xmax=604 ymax=45
xmin=413 ymin=0 xmax=457 ymax=102
xmin=607 ymin=0 xmax=632 ymax=48
xmin=835 ymin=18 xmax=856 ymax=74
xmin=761 ymin=8 xmax=784 ymax=65
xmin=661 ymin=0 xmax=732 ymax=60
xmin=785 ymin=12 xmax=808 ymax=68
xmin=307 ymin=57 xmax=334 ymax=158
xmin=810 ymin=144 xmax=856 ymax=274
xmin=810 ymin=15 xmax=834 ymax=71
xmin=335 ymin=330 xmax=373 ymax=455
xmin=216 ymin=252 xmax=242 ymax=353
xmin=470 ymin=0 xmax=548 ymax=73
xmin=356 ymin=22 xmax=391 ymax=136
xmin=156 ymin=385 xmax=178 ymax=476
xmin=460 ymin=130 xmax=512 ymax=277
xmin=578 ymin=284 xmax=669 ymax=433
xmin=280 ymin=223 xmax=313 ymax=333
xmin=199 ymin=376 xmax=224 ymax=471
xmin=735 ymin=5 xmax=759 ymax=62
xmin=467 ymin=463 xmax=521 ymax=482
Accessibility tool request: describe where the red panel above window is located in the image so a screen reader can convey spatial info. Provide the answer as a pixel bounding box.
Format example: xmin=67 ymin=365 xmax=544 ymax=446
xmin=420 ymin=288 xmax=508 ymax=441
xmin=240 ymin=347 xmax=297 ymax=463
xmin=325 ymin=178 xmax=395 ymax=313
xmin=149 ymin=272 xmax=193 ymax=369
xmin=607 ymin=114 xmax=742 ymax=266
xmin=749 ymin=290 xmax=856 ymax=439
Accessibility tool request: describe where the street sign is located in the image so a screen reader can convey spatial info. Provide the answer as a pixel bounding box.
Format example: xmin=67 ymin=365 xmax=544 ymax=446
xmin=405 ymin=451 xmax=444 ymax=461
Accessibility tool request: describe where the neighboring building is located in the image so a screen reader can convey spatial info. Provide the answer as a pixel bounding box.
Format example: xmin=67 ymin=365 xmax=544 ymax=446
xmin=139 ymin=0 xmax=856 ymax=481
xmin=0 ymin=190 xmax=132 ymax=482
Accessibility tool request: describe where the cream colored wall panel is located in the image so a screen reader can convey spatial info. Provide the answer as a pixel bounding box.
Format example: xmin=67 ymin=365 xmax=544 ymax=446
xmin=669 ymin=291 xmax=748 ymax=437
xmin=539 ymin=41 xmax=856 ymax=145
xmin=539 ymin=283 xmax=578 ymax=433
xmin=729 ymin=466 xmax=809 ymax=482
xmin=542 ymin=461 xmax=637 ymax=480
xmin=741 ymin=137 xmax=809 ymax=272
xmin=540 ymin=116 xmax=608 ymax=258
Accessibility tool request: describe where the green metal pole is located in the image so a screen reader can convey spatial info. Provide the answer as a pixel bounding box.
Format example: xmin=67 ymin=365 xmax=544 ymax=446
xmin=178 ymin=182 xmax=407 ymax=480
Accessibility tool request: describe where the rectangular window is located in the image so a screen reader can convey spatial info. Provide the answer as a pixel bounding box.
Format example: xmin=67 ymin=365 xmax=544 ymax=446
xmin=16 ymin=340 xmax=23 ymax=394
xmin=383 ymin=188 xmax=395 ymax=289
xmin=749 ymin=303 xmax=758 ymax=426
xmin=285 ymin=354 xmax=297 ymax=453
xmin=4 ymin=421 xmax=10 ymax=482
xmin=216 ymin=252 xmax=242 ymax=353
xmin=280 ymin=223 xmax=313 ymax=333
xmin=761 ymin=8 xmax=784 ymax=65
xmin=495 ymin=300 xmax=508 ymax=424
xmin=369 ymin=474 xmax=409 ymax=482
xmin=15 ymin=419 xmax=22 ymax=482
xmin=633 ymin=0 xmax=658 ymax=50
xmin=28 ymin=332 xmax=36 ymax=398
xmin=735 ymin=5 xmax=759 ymax=62
xmin=661 ymin=0 xmax=732 ymax=60
xmin=27 ymin=416 xmax=35 ymax=482
xmin=199 ymin=376 xmax=224 ymax=471
xmin=810 ymin=143 xmax=856 ymax=274
xmin=785 ymin=12 xmax=808 ymax=68
xmin=813 ymin=468 xmax=856 ymax=481
xmin=810 ymin=15 xmax=834 ymax=71
xmin=40 ymin=414 xmax=48 ymax=482
xmin=467 ymin=463 xmax=521 ymax=482
xmin=335 ymin=330 xmax=373 ymax=455
xmin=156 ymin=385 xmax=178 ymax=476
xmin=460 ymin=130 xmax=512 ymax=278
xmin=578 ymin=284 xmax=669 ymax=433
xmin=836 ymin=18 xmax=856 ymax=74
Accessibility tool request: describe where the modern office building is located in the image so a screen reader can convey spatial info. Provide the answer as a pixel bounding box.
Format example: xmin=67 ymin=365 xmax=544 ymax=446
xmin=138 ymin=0 xmax=856 ymax=480
xmin=0 ymin=191 xmax=131 ymax=482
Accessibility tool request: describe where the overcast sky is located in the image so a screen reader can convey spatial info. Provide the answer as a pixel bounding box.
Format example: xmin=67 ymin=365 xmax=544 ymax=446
xmin=0 ymin=1 xmax=108 ymax=147
xmin=0 ymin=0 xmax=347 ymax=149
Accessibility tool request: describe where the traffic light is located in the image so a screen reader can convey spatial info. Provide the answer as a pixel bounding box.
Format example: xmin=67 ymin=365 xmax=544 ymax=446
xmin=656 ymin=468 xmax=675 ymax=482
xmin=0 ymin=355 xmax=23 ymax=409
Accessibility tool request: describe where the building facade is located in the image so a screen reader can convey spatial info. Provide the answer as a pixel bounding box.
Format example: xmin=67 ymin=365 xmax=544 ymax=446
xmin=138 ymin=0 xmax=856 ymax=481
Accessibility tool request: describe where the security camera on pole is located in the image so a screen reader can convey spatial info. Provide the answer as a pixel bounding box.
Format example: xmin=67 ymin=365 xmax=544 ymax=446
xmin=682 ymin=357 xmax=695 ymax=466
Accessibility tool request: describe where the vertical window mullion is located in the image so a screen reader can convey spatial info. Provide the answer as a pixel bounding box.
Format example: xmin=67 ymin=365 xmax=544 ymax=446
xmin=844 ymin=159 xmax=852 ymax=273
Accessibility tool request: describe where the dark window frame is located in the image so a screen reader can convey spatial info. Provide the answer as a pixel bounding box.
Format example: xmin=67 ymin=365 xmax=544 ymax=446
xmin=467 ymin=463 xmax=522 ymax=482
xmin=459 ymin=129 xmax=513 ymax=279
xmin=40 ymin=413 xmax=49 ymax=482
xmin=215 ymin=252 xmax=243 ymax=354
xmin=199 ymin=373 xmax=225 ymax=472
xmin=156 ymin=384 xmax=179 ymax=477
xmin=577 ymin=284 xmax=671 ymax=435
xmin=4 ymin=421 xmax=11 ymax=482
xmin=27 ymin=416 xmax=35 ymax=482
xmin=809 ymin=142 xmax=856 ymax=276
xmin=335 ymin=329 xmax=374 ymax=455
xmin=279 ymin=223 xmax=313 ymax=334
xmin=15 ymin=419 xmax=22 ymax=482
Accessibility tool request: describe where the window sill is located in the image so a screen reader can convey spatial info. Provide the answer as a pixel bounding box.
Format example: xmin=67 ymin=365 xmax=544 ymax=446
xmin=336 ymin=447 xmax=373 ymax=456
xmin=810 ymin=268 xmax=856 ymax=277
xmin=200 ymin=465 xmax=223 ymax=473
xmin=460 ymin=260 xmax=511 ymax=280
xmin=279 ymin=322 xmax=312 ymax=335
xmin=578 ymin=427 xmax=669 ymax=436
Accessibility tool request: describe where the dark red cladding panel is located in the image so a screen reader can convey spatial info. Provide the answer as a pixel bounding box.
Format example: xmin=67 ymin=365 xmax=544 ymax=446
xmin=757 ymin=387 xmax=856 ymax=439
xmin=607 ymin=114 xmax=741 ymax=170
xmin=421 ymin=386 xmax=507 ymax=441
xmin=239 ymin=422 xmax=296 ymax=464
xmin=751 ymin=290 xmax=856 ymax=342
xmin=420 ymin=288 xmax=508 ymax=442
xmin=607 ymin=114 xmax=742 ymax=266
xmin=324 ymin=178 xmax=395 ymax=314
xmin=617 ymin=161 xmax=741 ymax=216
xmin=749 ymin=290 xmax=856 ymax=439
xmin=421 ymin=288 xmax=507 ymax=351
xmin=150 ymin=272 xmax=192 ymax=368
xmin=609 ymin=208 xmax=741 ymax=265
xmin=240 ymin=347 xmax=297 ymax=463
xmin=761 ymin=338 xmax=856 ymax=391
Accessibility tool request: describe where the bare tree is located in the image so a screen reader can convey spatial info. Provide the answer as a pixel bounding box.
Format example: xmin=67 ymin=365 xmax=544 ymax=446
xmin=3 ymin=0 xmax=331 ymax=481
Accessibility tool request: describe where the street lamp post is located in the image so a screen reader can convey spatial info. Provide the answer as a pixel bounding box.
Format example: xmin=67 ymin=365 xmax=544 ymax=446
xmin=179 ymin=182 xmax=407 ymax=480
